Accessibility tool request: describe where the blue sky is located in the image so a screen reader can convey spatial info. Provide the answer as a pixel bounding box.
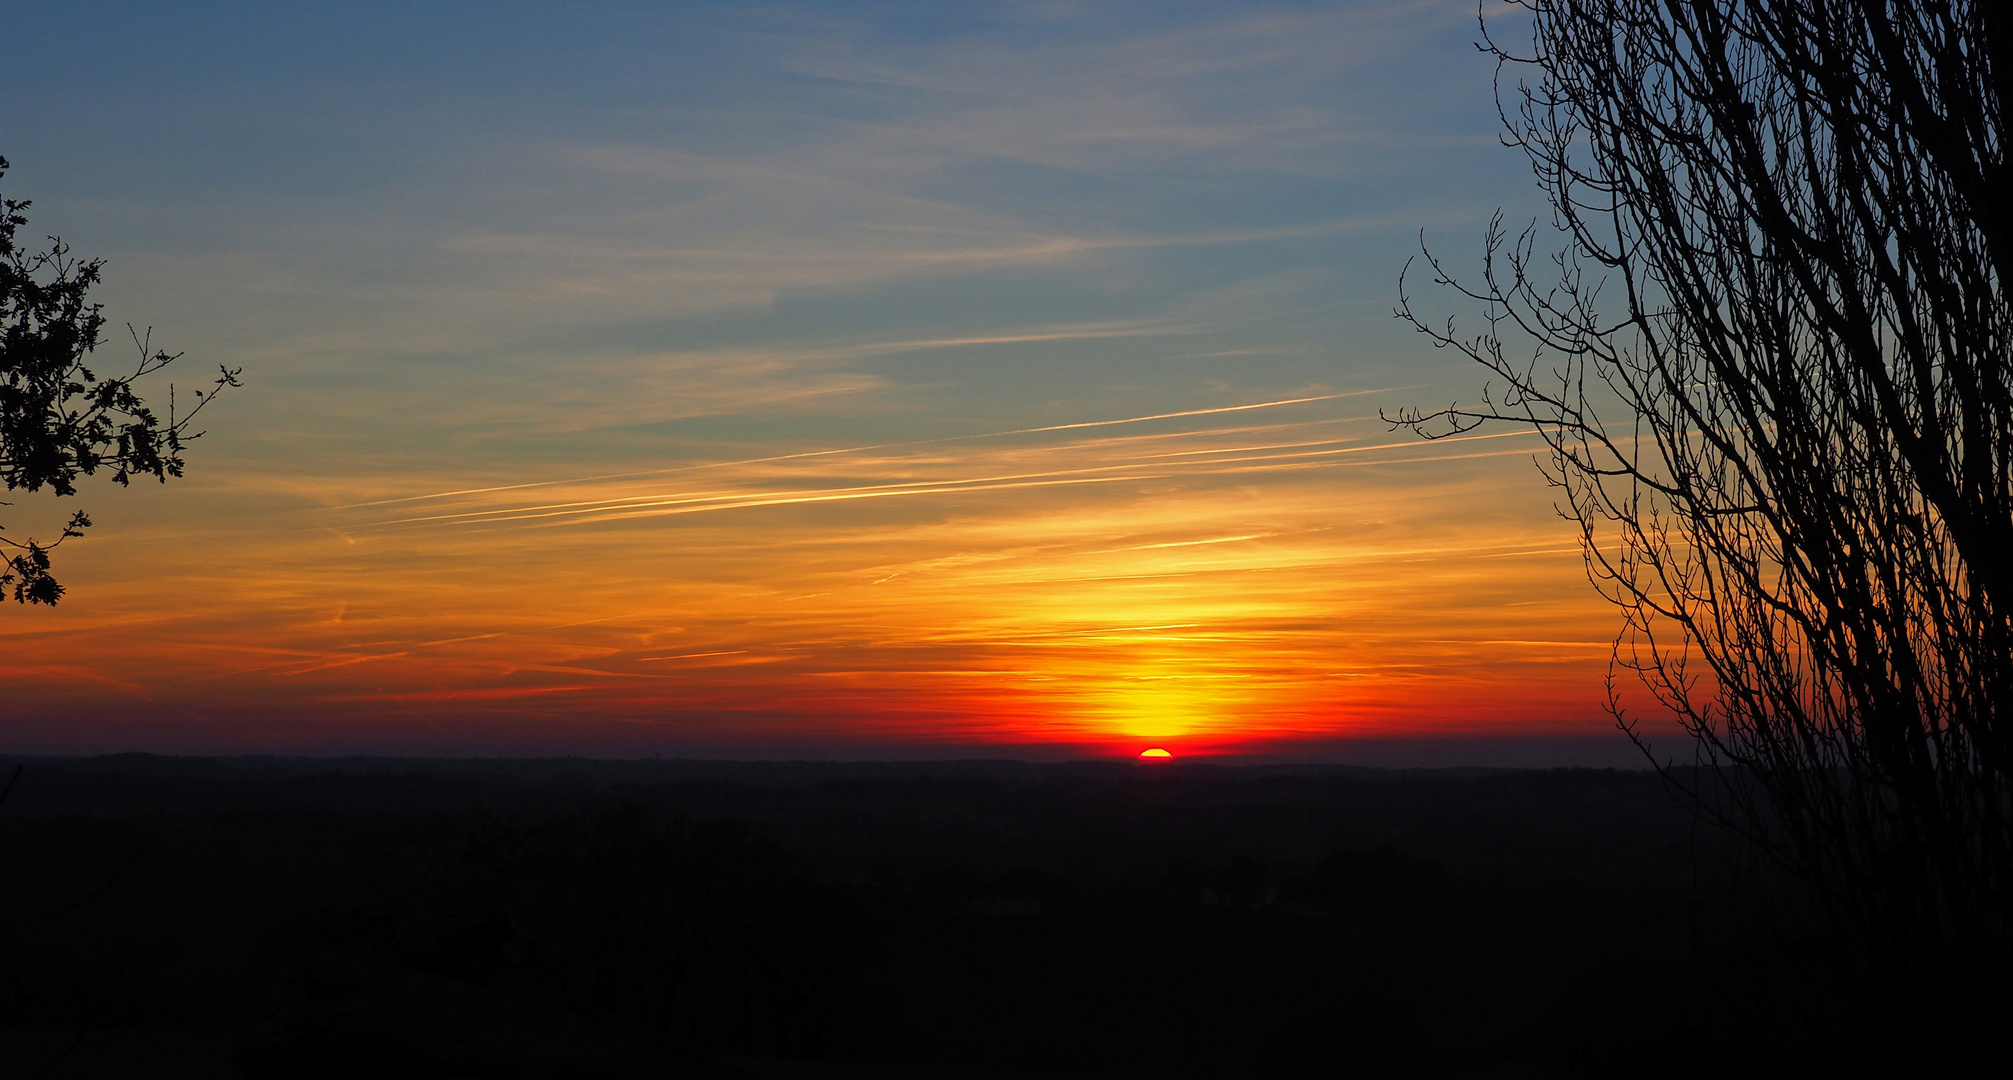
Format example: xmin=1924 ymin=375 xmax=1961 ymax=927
xmin=8 ymin=1 xmax=1536 ymax=456
xmin=1 ymin=2 xmax=1636 ymax=761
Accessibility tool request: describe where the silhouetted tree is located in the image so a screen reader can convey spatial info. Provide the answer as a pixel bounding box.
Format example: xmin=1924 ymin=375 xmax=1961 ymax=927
xmin=0 ymin=155 xmax=237 ymax=604
xmin=1392 ymin=0 xmax=2009 ymax=1003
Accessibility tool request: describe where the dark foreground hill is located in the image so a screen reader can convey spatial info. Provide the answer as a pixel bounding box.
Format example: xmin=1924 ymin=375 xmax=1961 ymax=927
xmin=0 ymin=756 xmax=1842 ymax=1078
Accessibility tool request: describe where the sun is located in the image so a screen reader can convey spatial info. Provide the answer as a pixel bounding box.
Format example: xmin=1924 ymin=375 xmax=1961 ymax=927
xmin=1138 ymin=748 xmax=1173 ymax=760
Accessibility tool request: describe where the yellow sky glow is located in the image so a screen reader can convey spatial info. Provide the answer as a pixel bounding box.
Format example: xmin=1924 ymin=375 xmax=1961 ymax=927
xmin=3 ymin=394 xmax=1623 ymax=754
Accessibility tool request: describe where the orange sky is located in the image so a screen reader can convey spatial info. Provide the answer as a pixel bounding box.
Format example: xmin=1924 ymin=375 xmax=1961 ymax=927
xmin=3 ymin=393 xmax=1630 ymax=756
xmin=3 ymin=2 xmax=1661 ymax=761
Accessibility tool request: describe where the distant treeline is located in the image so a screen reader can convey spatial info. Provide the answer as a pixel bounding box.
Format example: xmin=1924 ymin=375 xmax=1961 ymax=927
xmin=0 ymin=757 xmax=1900 ymax=1078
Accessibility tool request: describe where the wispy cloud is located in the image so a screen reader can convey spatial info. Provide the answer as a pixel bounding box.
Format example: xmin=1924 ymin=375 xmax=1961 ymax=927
xmin=1 ymin=2 xmax=1598 ymax=754
xmin=329 ymin=401 xmax=1528 ymax=533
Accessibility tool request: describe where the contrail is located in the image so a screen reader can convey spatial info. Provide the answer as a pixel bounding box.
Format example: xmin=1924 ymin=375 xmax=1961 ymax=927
xmin=350 ymin=427 xmax=1537 ymax=532
xmin=322 ymin=388 xmax=1401 ymax=511
xmin=360 ymin=473 xmax=1153 ymax=531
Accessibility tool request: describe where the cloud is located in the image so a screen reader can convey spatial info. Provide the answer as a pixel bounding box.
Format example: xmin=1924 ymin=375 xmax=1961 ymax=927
xmin=0 ymin=2 xmax=1603 ymax=754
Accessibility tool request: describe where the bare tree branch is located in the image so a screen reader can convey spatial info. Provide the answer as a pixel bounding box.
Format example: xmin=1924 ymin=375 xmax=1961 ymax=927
xmin=1392 ymin=0 xmax=2010 ymax=1001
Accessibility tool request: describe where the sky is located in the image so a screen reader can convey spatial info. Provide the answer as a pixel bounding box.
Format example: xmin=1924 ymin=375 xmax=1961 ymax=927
xmin=1 ymin=1 xmax=1658 ymax=763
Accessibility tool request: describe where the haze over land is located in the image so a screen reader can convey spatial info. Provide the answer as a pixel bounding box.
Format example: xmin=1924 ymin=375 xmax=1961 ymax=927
xmin=1 ymin=2 xmax=1642 ymax=760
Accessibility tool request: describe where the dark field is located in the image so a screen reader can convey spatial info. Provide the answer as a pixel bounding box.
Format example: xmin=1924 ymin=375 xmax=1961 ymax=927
xmin=0 ymin=756 xmax=1833 ymax=1078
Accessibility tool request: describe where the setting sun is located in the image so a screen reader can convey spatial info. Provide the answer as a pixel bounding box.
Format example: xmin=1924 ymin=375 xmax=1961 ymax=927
xmin=0 ymin=0 xmax=1623 ymax=761
xmin=1138 ymin=748 xmax=1173 ymax=760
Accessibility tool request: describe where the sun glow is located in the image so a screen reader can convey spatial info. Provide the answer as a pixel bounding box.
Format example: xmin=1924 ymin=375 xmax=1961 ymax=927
xmin=4 ymin=393 xmax=1617 ymax=752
